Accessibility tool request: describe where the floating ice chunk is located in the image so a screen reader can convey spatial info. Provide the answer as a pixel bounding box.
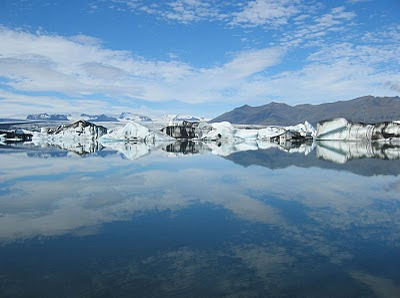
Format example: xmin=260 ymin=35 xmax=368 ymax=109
xmin=100 ymin=122 xmax=173 ymax=143
xmin=33 ymin=120 xmax=107 ymax=142
xmin=257 ymin=127 xmax=286 ymax=140
xmin=316 ymin=118 xmax=400 ymax=141
xmin=235 ymin=129 xmax=259 ymax=140
xmin=200 ymin=121 xmax=236 ymax=141
xmin=284 ymin=121 xmax=316 ymax=137
xmin=101 ymin=122 xmax=151 ymax=142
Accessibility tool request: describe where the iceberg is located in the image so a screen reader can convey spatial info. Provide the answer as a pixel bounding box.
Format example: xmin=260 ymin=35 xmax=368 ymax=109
xmin=100 ymin=122 xmax=174 ymax=143
xmin=316 ymin=118 xmax=400 ymax=141
xmin=284 ymin=121 xmax=317 ymax=138
xmin=33 ymin=120 xmax=107 ymax=141
xmin=198 ymin=121 xmax=315 ymax=144
xmin=199 ymin=122 xmax=237 ymax=141
xmin=31 ymin=120 xmax=108 ymax=154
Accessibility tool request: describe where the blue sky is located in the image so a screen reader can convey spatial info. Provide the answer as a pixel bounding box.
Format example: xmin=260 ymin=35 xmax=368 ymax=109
xmin=0 ymin=0 xmax=399 ymax=118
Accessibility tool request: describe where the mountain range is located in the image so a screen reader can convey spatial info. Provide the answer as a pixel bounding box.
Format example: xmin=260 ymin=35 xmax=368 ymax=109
xmin=211 ymin=96 xmax=400 ymax=126
xmin=27 ymin=113 xmax=69 ymax=121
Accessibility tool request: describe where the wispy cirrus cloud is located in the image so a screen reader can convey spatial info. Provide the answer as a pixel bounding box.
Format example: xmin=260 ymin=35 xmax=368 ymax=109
xmin=280 ymin=6 xmax=357 ymax=48
xmin=105 ymin=0 xmax=304 ymax=27
xmin=107 ymin=0 xmax=225 ymax=23
xmin=229 ymin=0 xmax=302 ymax=27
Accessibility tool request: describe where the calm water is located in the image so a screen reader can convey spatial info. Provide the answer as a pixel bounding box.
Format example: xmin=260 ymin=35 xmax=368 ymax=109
xmin=1 ymin=142 xmax=400 ymax=297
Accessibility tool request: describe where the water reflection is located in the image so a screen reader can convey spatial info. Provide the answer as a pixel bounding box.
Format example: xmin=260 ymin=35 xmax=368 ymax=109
xmin=8 ymin=139 xmax=400 ymax=164
xmin=1 ymin=142 xmax=400 ymax=296
xmin=316 ymin=141 xmax=400 ymax=163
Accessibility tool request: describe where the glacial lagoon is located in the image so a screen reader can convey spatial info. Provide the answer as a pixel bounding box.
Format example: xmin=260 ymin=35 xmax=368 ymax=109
xmin=1 ymin=141 xmax=400 ymax=297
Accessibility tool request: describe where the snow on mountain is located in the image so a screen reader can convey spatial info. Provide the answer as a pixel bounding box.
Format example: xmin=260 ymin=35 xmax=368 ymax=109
xmin=119 ymin=112 xmax=152 ymax=122
xmin=80 ymin=114 xmax=118 ymax=122
xmin=157 ymin=114 xmax=207 ymax=125
xmin=27 ymin=113 xmax=69 ymax=121
xmin=316 ymin=118 xmax=400 ymax=141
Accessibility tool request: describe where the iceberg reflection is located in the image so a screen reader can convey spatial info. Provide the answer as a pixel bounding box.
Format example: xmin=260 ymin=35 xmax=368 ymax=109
xmin=316 ymin=141 xmax=400 ymax=164
xmin=5 ymin=137 xmax=400 ymax=165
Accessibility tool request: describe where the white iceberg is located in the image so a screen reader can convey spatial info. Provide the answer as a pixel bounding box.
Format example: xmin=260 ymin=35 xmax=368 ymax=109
xmin=100 ymin=122 xmax=173 ymax=143
xmin=197 ymin=121 xmax=315 ymax=143
xmin=33 ymin=120 xmax=107 ymax=142
xmin=199 ymin=122 xmax=237 ymax=141
xmin=284 ymin=121 xmax=317 ymax=137
xmin=316 ymin=118 xmax=400 ymax=141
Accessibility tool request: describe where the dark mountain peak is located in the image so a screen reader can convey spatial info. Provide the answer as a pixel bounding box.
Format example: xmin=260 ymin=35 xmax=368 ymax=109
xmin=235 ymin=104 xmax=251 ymax=110
xmin=211 ymin=95 xmax=400 ymax=126
xmin=267 ymin=101 xmax=289 ymax=106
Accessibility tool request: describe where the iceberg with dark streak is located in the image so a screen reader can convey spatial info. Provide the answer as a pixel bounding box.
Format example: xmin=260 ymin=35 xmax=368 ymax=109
xmin=316 ymin=118 xmax=400 ymax=141
xmin=33 ymin=120 xmax=107 ymax=141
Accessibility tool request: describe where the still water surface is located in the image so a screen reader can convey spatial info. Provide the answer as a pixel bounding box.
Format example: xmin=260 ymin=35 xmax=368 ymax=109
xmin=1 ymin=143 xmax=400 ymax=297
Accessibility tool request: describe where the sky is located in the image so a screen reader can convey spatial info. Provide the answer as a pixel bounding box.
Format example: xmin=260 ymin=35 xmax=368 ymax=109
xmin=0 ymin=0 xmax=399 ymax=118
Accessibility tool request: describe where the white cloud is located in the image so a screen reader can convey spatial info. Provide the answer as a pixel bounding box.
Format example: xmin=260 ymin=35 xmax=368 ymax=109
xmin=0 ymin=17 xmax=399 ymax=116
xmin=0 ymin=26 xmax=286 ymax=114
xmin=229 ymin=0 xmax=301 ymax=27
xmin=280 ymin=6 xmax=357 ymax=48
xmin=109 ymin=0 xmax=224 ymax=24
xmin=106 ymin=0 xmax=303 ymax=27
xmin=348 ymin=0 xmax=371 ymax=3
xmin=161 ymin=0 xmax=222 ymax=23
